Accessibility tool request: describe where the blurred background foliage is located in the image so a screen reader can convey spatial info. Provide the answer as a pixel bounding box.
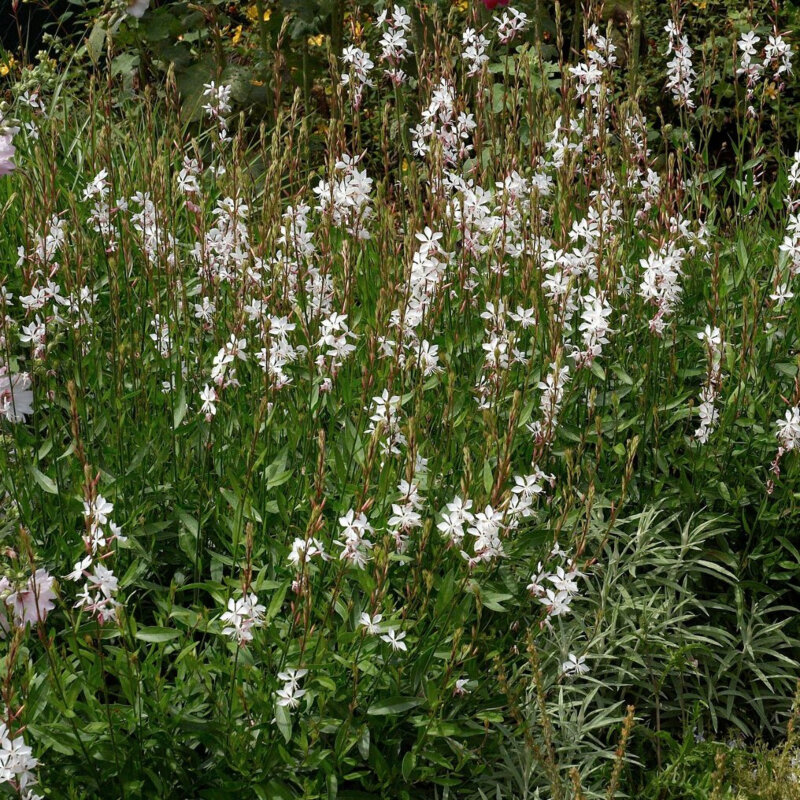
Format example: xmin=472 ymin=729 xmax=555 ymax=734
xmin=2 ymin=0 xmax=799 ymax=156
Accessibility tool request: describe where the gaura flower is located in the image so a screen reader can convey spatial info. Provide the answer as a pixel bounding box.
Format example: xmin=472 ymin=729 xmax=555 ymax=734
xmin=0 ymin=134 xmax=16 ymax=177
xmin=0 ymin=371 xmax=33 ymax=422
xmin=6 ymin=569 xmax=57 ymax=627
xmin=126 ymin=0 xmax=151 ymax=19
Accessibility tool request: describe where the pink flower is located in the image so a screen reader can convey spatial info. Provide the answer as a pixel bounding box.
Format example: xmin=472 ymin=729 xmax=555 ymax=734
xmin=480 ymin=0 xmax=510 ymax=9
xmin=0 ymin=371 xmax=33 ymax=422
xmin=6 ymin=569 xmax=56 ymax=627
xmin=0 ymin=134 xmax=15 ymax=177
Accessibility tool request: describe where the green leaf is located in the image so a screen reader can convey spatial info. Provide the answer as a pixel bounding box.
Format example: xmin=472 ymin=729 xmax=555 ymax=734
xmin=482 ymin=591 xmax=513 ymax=613
xmin=401 ymin=751 xmax=416 ymax=781
xmin=30 ymin=466 xmax=58 ymax=494
xmin=86 ymin=22 xmax=106 ymax=63
xmin=366 ymin=697 xmax=424 ymax=716
xmin=357 ymin=725 xmax=370 ymax=760
xmin=266 ymin=581 xmax=289 ymax=621
xmin=173 ymin=386 xmax=187 ymax=429
xmin=483 ymin=459 xmax=493 ymax=495
xmin=275 ymin=702 xmax=293 ymax=742
xmin=135 ymin=627 xmax=181 ymax=643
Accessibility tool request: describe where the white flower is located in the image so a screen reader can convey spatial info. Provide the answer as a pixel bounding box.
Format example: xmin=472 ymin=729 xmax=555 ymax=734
xmin=380 ymin=628 xmax=407 ymax=652
xmin=562 ymin=653 xmax=589 ymax=676
xmin=770 ymin=283 xmax=794 ymax=305
xmin=199 ymin=384 xmax=217 ymax=418
xmin=0 ymin=133 xmax=16 ymax=177
xmin=87 ymin=563 xmax=118 ymax=598
xmin=288 ymin=537 xmax=327 ymax=567
xmin=540 ymin=588 xmax=573 ymax=617
xmin=0 ymin=723 xmax=38 ymax=791
xmin=125 ymin=0 xmax=150 ymax=17
xmin=0 ymin=371 xmax=33 ymax=423
xmin=275 ymin=683 xmax=306 ymax=709
xmin=776 ymin=407 xmax=800 ymax=451
xmin=359 ymin=612 xmax=382 ymax=634
xmin=84 ymin=495 xmax=114 ymax=526
xmin=66 ymin=555 xmax=93 ymax=582
xmin=277 ymin=668 xmax=308 ymax=690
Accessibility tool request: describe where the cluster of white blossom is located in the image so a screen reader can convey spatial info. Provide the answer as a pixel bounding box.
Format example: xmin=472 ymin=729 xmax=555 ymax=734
xmin=313 ymin=152 xmax=374 ymax=240
xmin=664 ymin=18 xmax=696 ymax=110
xmin=494 ymin=7 xmax=528 ymax=44
xmin=210 ymin=333 xmax=248 ymax=388
xmin=130 ymin=191 xmax=176 ymax=268
xmin=776 ymin=407 xmax=800 ymax=453
xmin=527 ymin=542 xmax=585 ymax=621
xmin=639 ymin=243 xmax=686 ymax=335
xmin=528 ymin=362 xmax=571 ymax=448
xmin=83 ymin=168 xmax=118 ymax=252
xmin=376 ymin=5 xmax=412 ymax=85
xmin=737 ymin=31 xmax=764 ymax=101
xmin=337 ymin=509 xmax=374 ymax=568
xmin=411 ymin=79 xmax=476 ymax=165
xmin=202 ymin=81 xmax=233 ymax=143
xmin=17 ymin=213 xmax=67 ymax=273
xmin=274 ymin=202 xmax=334 ymax=318
xmin=737 ymin=30 xmax=794 ymax=110
xmin=68 ymin=494 xmax=125 ymax=624
xmin=0 ymin=723 xmax=40 ymax=800
xmin=255 ymin=313 xmax=302 ymax=390
xmin=388 ymin=478 xmax=425 ymax=553
xmin=341 ymin=46 xmax=374 ymax=109
xmin=220 ymin=591 xmax=265 ymax=645
xmin=779 ymin=154 xmax=800 ymax=272
xmin=573 ymin=288 xmax=613 ymax=368
xmin=764 ymin=32 xmax=794 ymax=83
xmin=474 ymin=299 xmax=534 ymax=409
xmin=384 ymin=226 xmax=449 ymax=359
xmin=545 ymin=114 xmax=583 ymax=169
xmin=366 ymin=389 xmax=406 ymax=458
xmin=191 ymin=195 xmax=250 ymax=283
xmin=462 ymin=27 xmax=490 ymax=76
xmin=275 ymin=668 xmax=307 ymax=709
xmin=315 ymin=312 xmax=358 ymax=373
xmin=694 ymin=325 xmax=723 ymax=444
xmin=570 ymin=23 xmax=617 ymax=106
xmin=12 ymin=226 xmax=98 ymax=359
xmin=176 ymin=155 xmax=203 ymax=208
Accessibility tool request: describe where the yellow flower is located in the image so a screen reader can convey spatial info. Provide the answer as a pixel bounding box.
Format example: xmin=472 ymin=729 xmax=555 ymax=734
xmin=232 ymin=24 xmax=243 ymax=44
xmin=456 ymin=0 xmax=467 ymax=10
xmin=0 ymin=55 xmax=15 ymax=77
xmin=308 ymin=34 xmax=325 ymax=48
xmin=245 ymin=4 xmax=271 ymax=22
